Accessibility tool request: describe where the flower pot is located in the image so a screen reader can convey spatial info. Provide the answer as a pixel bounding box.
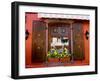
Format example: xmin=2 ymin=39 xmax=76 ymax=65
xmin=60 ymin=56 xmax=70 ymax=63
xmin=48 ymin=58 xmax=59 ymax=63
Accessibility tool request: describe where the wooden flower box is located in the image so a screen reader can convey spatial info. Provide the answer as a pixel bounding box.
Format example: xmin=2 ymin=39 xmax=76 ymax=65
xmin=48 ymin=58 xmax=59 ymax=63
xmin=60 ymin=56 xmax=70 ymax=63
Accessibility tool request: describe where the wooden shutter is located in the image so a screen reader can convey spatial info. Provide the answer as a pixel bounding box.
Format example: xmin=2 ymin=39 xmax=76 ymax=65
xmin=32 ymin=21 xmax=46 ymax=63
xmin=72 ymin=23 xmax=84 ymax=60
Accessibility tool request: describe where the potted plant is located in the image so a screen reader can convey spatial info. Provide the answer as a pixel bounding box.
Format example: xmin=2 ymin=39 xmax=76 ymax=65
xmin=60 ymin=54 xmax=71 ymax=63
xmin=60 ymin=47 xmax=71 ymax=63
xmin=47 ymin=48 xmax=59 ymax=63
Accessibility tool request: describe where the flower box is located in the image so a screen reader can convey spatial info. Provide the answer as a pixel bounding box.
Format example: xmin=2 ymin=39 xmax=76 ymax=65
xmin=48 ymin=58 xmax=59 ymax=63
xmin=60 ymin=56 xmax=70 ymax=63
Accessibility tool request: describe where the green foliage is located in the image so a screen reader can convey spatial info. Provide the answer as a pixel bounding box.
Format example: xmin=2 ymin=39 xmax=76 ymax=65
xmin=47 ymin=47 xmax=71 ymax=59
xmin=47 ymin=51 xmax=51 ymax=58
xmin=47 ymin=49 xmax=59 ymax=58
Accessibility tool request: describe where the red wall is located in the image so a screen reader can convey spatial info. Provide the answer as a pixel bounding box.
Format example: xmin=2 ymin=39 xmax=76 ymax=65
xmin=25 ymin=13 xmax=40 ymax=67
xmin=25 ymin=13 xmax=90 ymax=67
xmin=82 ymin=21 xmax=90 ymax=64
